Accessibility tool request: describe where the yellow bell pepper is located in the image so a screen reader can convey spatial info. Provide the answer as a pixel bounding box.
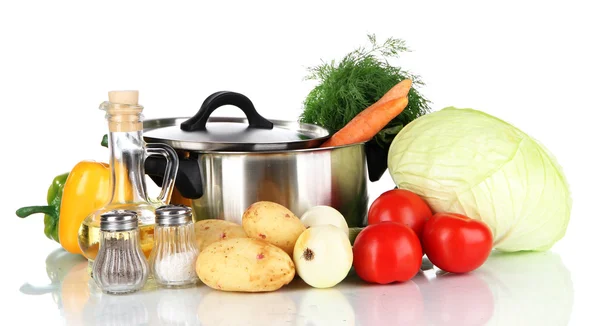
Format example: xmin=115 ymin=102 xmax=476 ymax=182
xmin=170 ymin=187 xmax=193 ymax=208
xmin=59 ymin=161 xmax=111 ymax=255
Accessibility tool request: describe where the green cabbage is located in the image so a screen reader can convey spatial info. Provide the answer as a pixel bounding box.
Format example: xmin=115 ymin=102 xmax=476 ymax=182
xmin=387 ymin=107 xmax=571 ymax=252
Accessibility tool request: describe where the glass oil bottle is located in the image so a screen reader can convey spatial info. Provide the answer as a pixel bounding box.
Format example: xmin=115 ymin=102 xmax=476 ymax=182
xmin=78 ymin=90 xmax=179 ymax=273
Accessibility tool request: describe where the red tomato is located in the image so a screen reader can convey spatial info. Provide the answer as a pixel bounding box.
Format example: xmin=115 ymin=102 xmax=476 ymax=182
xmin=422 ymin=213 xmax=493 ymax=274
xmin=368 ymin=189 xmax=432 ymax=239
xmin=353 ymin=221 xmax=422 ymax=284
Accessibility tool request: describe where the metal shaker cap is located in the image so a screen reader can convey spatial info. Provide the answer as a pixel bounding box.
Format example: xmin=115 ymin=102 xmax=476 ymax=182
xmin=155 ymin=205 xmax=193 ymax=226
xmin=100 ymin=210 xmax=139 ymax=231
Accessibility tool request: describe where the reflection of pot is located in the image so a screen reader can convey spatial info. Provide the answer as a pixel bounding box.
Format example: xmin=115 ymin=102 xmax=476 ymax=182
xmin=197 ymin=290 xmax=297 ymax=325
xmin=142 ymin=91 xmax=385 ymax=226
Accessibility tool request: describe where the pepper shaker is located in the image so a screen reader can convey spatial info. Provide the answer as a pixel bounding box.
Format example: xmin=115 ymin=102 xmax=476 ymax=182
xmin=149 ymin=205 xmax=200 ymax=287
xmin=92 ymin=210 xmax=149 ymax=295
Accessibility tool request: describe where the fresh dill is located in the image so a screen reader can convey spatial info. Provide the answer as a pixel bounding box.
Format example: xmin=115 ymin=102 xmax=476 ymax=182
xmin=300 ymin=34 xmax=431 ymax=148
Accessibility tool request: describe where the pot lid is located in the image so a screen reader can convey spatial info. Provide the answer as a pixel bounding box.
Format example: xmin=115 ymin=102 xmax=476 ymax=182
xmin=142 ymin=91 xmax=330 ymax=152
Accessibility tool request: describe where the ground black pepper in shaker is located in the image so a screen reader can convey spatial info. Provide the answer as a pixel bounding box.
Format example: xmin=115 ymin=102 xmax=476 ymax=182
xmin=92 ymin=210 xmax=149 ymax=295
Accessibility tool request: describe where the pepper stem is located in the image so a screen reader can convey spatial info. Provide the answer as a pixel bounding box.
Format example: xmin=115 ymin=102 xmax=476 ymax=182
xmin=101 ymin=134 xmax=108 ymax=148
xmin=16 ymin=206 xmax=56 ymax=218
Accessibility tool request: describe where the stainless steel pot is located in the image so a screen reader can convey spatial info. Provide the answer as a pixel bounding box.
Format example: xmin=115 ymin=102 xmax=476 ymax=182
xmin=142 ymin=91 xmax=386 ymax=227
xmin=173 ymin=144 xmax=366 ymax=226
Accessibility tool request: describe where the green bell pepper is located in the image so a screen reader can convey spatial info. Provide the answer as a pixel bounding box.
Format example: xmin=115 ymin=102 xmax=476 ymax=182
xmin=15 ymin=173 xmax=69 ymax=243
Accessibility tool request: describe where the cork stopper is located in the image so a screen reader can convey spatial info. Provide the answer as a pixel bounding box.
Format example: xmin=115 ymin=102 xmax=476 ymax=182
xmin=108 ymin=90 xmax=139 ymax=105
xmin=106 ymin=90 xmax=143 ymax=132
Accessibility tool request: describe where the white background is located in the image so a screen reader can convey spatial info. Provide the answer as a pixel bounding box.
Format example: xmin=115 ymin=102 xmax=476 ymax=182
xmin=1 ymin=1 xmax=598 ymax=325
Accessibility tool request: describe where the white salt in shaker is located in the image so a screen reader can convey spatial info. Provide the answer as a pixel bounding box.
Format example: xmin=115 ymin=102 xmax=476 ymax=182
xmin=149 ymin=205 xmax=200 ymax=288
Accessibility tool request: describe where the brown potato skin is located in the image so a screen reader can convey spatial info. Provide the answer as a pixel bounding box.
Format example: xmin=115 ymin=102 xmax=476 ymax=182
xmin=196 ymin=238 xmax=295 ymax=292
xmin=242 ymin=201 xmax=306 ymax=256
xmin=194 ymin=219 xmax=247 ymax=253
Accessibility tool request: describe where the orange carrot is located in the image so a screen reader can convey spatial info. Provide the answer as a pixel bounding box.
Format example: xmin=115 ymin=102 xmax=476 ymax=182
xmin=320 ymin=96 xmax=409 ymax=147
xmin=376 ymin=79 xmax=412 ymax=105
xmin=320 ymin=79 xmax=412 ymax=148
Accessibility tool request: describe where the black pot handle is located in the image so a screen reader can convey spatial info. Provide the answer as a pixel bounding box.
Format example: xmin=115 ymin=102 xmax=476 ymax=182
xmin=180 ymin=91 xmax=274 ymax=131
xmin=365 ymin=140 xmax=390 ymax=182
xmin=145 ymin=156 xmax=204 ymax=199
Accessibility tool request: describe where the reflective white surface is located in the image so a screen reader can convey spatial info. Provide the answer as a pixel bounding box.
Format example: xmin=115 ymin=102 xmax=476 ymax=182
xmin=2 ymin=1 xmax=598 ymax=325
xmin=14 ymin=248 xmax=573 ymax=326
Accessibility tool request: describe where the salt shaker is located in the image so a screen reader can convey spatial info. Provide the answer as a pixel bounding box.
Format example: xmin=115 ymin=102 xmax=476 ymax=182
xmin=149 ymin=205 xmax=200 ymax=287
xmin=92 ymin=210 xmax=149 ymax=295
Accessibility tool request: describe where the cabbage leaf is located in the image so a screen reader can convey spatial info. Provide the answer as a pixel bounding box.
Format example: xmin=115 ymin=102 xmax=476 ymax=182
xmin=388 ymin=107 xmax=571 ymax=252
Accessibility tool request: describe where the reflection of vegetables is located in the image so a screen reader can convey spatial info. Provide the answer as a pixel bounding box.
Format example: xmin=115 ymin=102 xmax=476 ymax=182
xmin=293 ymin=225 xmax=353 ymax=288
xmin=299 ymin=206 xmax=349 ymax=236
xmin=60 ymin=260 xmax=91 ymax=324
xmin=300 ymin=34 xmax=430 ymax=149
xmin=19 ymin=249 xmax=89 ymax=322
xmin=198 ymin=289 xmax=297 ymax=325
xmin=45 ymin=249 xmax=86 ymax=284
xmin=419 ymin=272 xmax=494 ymax=326
xmin=368 ymin=189 xmax=432 ymax=241
xmin=320 ymin=81 xmax=410 ymax=148
xmin=352 ymin=279 xmax=425 ymax=326
xmin=16 ymin=173 xmax=69 ymax=242
xmin=352 ymin=222 xmax=422 ymax=284
xmin=296 ymin=288 xmax=356 ymax=325
xmin=478 ymin=251 xmax=573 ymax=325
xmin=388 ymin=107 xmax=571 ymax=252
xmin=82 ymin=290 xmax=148 ymax=325
xmin=422 ymin=213 xmax=493 ymax=274
xmin=157 ymin=288 xmax=203 ymax=325
xmin=19 ymin=249 xmax=84 ymax=298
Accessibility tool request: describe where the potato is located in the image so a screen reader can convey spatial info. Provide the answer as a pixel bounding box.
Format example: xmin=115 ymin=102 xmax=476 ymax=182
xmin=194 ymin=219 xmax=247 ymax=252
xmin=242 ymin=201 xmax=306 ymax=256
xmin=196 ymin=238 xmax=295 ymax=292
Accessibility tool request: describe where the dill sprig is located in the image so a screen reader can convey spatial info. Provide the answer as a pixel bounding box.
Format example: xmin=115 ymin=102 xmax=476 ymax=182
xmin=300 ymin=34 xmax=431 ymax=148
